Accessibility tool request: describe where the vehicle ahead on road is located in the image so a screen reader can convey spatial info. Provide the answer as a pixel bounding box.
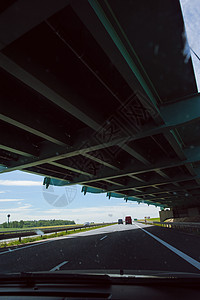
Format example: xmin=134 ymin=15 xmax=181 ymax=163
xmin=125 ymin=216 xmax=132 ymax=225
xmin=118 ymin=219 xmax=123 ymax=224
xmin=84 ymin=222 xmax=90 ymax=226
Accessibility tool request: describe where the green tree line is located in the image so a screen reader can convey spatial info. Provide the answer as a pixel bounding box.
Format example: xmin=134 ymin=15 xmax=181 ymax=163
xmin=0 ymin=219 xmax=75 ymax=228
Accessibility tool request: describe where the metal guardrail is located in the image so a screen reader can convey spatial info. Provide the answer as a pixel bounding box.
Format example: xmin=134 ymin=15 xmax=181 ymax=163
xmin=139 ymin=221 xmax=200 ymax=234
xmin=0 ymin=223 xmax=114 ymax=242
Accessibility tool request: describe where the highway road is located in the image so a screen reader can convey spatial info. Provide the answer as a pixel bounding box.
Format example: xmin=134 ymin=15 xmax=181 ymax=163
xmin=0 ymin=222 xmax=200 ymax=274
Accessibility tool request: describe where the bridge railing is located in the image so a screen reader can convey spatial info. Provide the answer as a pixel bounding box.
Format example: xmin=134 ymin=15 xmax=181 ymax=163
xmin=139 ymin=221 xmax=200 ymax=234
xmin=0 ymin=222 xmax=115 ymax=242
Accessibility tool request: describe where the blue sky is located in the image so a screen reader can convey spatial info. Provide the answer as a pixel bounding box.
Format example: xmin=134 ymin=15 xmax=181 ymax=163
xmin=0 ymin=1 xmax=198 ymax=224
xmin=180 ymin=0 xmax=200 ymax=90
xmin=0 ymin=170 xmax=160 ymax=223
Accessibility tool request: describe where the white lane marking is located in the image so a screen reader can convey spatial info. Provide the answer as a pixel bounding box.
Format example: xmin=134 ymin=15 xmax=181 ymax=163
xmin=0 ymin=228 xmax=111 ymax=255
xmin=100 ymin=235 xmax=107 ymax=241
xmin=50 ymin=261 xmax=68 ymax=272
xmin=0 ymin=224 xmax=119 ymax=255
xmin=135 ymin=223 xmax=200 ymax=271
xmin=0 ymin=240 xmax=50 ymax=255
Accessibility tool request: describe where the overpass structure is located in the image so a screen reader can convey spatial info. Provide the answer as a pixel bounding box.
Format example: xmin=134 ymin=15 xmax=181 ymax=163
xmin=0 ymin=0 xmax=200 ymax=220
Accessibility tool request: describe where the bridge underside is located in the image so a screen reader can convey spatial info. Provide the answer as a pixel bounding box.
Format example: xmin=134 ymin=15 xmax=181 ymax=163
xmin=0 ymin=0 xmax=200 ymax=214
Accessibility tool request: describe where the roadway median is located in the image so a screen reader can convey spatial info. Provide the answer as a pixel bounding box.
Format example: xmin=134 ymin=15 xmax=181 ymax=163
xmin=0 ymin=223 xmax=115 ymax=248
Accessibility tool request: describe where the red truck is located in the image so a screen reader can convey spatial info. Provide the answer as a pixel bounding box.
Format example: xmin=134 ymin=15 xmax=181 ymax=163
xmin=125 ymin=216 xmax=132 ymax=224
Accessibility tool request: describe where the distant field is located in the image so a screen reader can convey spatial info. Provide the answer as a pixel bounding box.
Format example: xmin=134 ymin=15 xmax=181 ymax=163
xmin=0 ymin=224 xmax=82 ymax=233
xmin=137 ymin=218 xmax=160 ymax=222
xmin=148 ymin=218 xmax=160 ymax=222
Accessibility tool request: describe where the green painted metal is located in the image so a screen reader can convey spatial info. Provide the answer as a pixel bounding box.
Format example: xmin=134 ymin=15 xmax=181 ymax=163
xmin=0 ymin=53 xmax=101 ymax=132
xmin=42 ymin=147 xmax=200 ymax=194
xmin=124 ymin=196 xmax=142 ymax=202
xmin=106 ymin=192 xmax=125 ymax=199
xmin=2 ymin=99 xmax=200 ymax=177
xmin=0 ymin=165 xmax=7 ymax=172
xmin=43 ymin=177 xmax=70 ymax=189
xmin=43 ymin=178 xmax=170 ymax=208
xmin=103 ymin=0 xmax=161 ymax=102
xmin=0 ymin=112 xmax=68 ymax=147
xmin=61 ymin=145 xmax=200 ymax=186
xmin=88 ymin=0 xmax=160 ymax=111
xmin=160 ymin=93 xmax=200 ymax=126
xmin=50 ymin=161 xmax=93 ymax=177
xmin=169 ymin=130 xmax=183 ymax=149
xmin=82 ymin=186 xmax=105 ymax=195
xmin=1 ymin=0 xmax=198 ymax=212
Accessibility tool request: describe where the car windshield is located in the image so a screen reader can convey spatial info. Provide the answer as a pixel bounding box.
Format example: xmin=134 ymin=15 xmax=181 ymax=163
xmin=0 ymin=0 xmax=200 ymax=278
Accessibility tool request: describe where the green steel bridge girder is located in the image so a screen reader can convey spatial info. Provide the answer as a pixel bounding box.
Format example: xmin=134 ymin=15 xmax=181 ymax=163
xmin=0 ymin=84 xmax=200 ymax=178
xmin=1 ymin=0 xmax=199 ymax=211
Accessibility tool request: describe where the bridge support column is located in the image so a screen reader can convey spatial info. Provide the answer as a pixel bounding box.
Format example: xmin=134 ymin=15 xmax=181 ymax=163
xmin=173 ymin=207 xmax=200 ymax=218
xmin=159 ymin=209 xmax=174 ymax=222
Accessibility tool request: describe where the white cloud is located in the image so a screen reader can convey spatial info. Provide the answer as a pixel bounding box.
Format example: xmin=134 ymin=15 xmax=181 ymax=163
xmin=0 ymin=199 xmax=24 ymax=202
xmin=0 ymin=204 xmax=33 ymax=212
xmin=0 ymin=180 xmax=42 ymax=186
xmin=0 ymin=203 xmax=160 ymax=223
xmin=40 ymin=204 xmax=160 ymax=222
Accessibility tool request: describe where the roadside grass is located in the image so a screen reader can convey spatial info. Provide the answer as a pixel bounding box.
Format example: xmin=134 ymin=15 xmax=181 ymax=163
xmin=0 ymin=224 xmax=82 ymax=233
xmin=138 ymin=218 xmax=160 ymax=222
xmin=147 ymin=218 xmax=160 ymax=222
xmin=0 ymin=224 xmax=112 ymax=248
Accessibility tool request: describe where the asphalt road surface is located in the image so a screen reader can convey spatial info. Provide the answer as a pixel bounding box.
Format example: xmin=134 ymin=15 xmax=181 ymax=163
xmin=0 ymin=222 xmax=200 ymax=274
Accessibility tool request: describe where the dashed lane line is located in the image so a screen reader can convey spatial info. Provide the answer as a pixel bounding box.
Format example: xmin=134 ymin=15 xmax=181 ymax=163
xmin=100 ymin=235 xmax=107 ymax=241
xmin=50 ymin=261 xmax=69 ymax=272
